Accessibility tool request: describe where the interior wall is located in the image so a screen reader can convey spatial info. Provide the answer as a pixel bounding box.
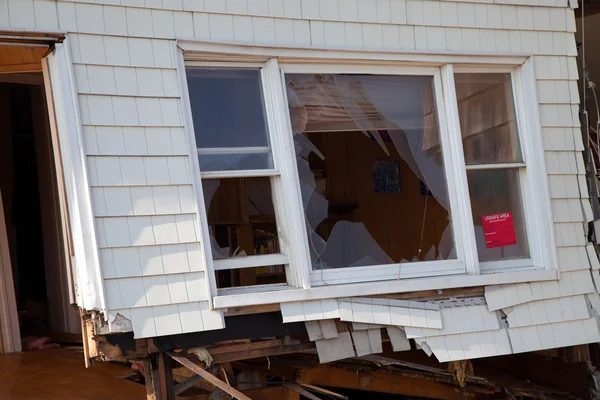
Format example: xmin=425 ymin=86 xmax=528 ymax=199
xmin=314 ymin=131 xmax=451 ymax=262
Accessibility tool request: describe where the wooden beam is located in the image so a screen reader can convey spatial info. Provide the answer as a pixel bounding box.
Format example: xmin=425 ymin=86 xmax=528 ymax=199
xmin=167 ymin=352 xmax=252 ymax=400
xmin=296 ymin=365 xmax=466 ymax=400
xmin=143 ymin=359 xmax=160 ymax=400
xmin=283 ymin=383 xmax=323 ymax=400
xmin=181 ymin=386 xmax=299 ymax=400
xmin=211 ymin=342 xmax=316 ymax=363
xmin=223 ymin=303 xmax=281 ymax=317
xmin=157 ymin=353 xmax=174 ymax=400
xmin=209 ymin=339 xmax=283 ymax=355
xmin=299 ymin=384 xmax=349 ymax=400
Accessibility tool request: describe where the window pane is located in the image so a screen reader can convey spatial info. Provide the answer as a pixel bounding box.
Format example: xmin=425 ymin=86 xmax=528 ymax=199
xmin=198 ymin=152 xmax=273 ymax=171
xmin=454 ymin=73 xmax=522 ymax=165
xmin=186 ymin=68 xmax=273 ymax=171
xmin=202 ymin=177 xmax=281 ymax=259
xmin=467 ymin=168 xmax=529 ymax=262
xmin=286 ymin=74 xmax=456 ymax=270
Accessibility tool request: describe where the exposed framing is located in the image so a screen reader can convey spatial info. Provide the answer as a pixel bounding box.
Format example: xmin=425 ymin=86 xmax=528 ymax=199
xmin=177 ymin=40 xmax=556 ymax=308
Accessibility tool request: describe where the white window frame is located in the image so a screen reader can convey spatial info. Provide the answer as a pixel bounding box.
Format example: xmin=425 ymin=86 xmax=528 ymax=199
xmin=177 ymin=40 xmax=558 ymax=308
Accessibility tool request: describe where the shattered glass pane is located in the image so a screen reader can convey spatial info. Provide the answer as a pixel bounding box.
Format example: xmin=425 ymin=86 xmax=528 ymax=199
xmin=454 ymin=73 xmax=523 ymax=165
xmin=285 ymin=73 xmax=456 ymax=269
xmin=202 ymin=177 xmax=281 ymax=260
xmin=186 ymin=68 xmax=274 ymax=171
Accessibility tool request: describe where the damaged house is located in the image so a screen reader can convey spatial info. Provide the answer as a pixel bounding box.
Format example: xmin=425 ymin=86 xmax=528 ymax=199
xmin=2 ymin=0 xmax=600 ymax=398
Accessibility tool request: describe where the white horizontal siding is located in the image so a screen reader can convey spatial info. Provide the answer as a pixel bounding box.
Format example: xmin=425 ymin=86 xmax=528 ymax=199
xmin=404 ymin=305 xmax=501 ymax=338
xmin=338 ymin=299 xmax=442 ymax=329
xmin=83 ymin=127 xmax=188 ymax=157
xmin=91 ymin=185 xmax=195 ymax=217
xmin=503 ymin=294 xmax=590 ymax=327
xmin=106 ymin=301 xmax=224 ymax=338
xmin=99 ymin=243 xmax=204 ymax=278
xmin=485 ymin=270 xmax=596 ymax=310
xmin=508 ymin=318 xmax=600 ymax=353
xmin=417 ymin=329 xmax=513 ymax=362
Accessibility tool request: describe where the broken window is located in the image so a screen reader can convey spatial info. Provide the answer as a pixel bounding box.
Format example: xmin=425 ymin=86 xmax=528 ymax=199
xmin=455 ymin=73 xmax=529 ymax=266
xmin=186 ymin=68 xmax=288 ymax=290
xmin=183 ymin=54 xmax=552 ymax=292
xmin=285 ymin=74 xmax=456 ymax=269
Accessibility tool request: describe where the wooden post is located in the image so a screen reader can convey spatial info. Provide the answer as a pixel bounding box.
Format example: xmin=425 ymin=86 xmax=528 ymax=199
xmin=0 ymin=189 xmax=21 ymax=353
xmin=144 ymin=353 xmax=175 ymax=400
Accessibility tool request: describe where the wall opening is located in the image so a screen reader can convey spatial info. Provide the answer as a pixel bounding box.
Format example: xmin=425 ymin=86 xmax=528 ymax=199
xmin=0 ymin=44 xmax=80 ymax=353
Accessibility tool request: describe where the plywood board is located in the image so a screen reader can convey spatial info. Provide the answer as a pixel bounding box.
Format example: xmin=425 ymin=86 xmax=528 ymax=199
xmin=0 ymin=46 xmax=45 ymax=74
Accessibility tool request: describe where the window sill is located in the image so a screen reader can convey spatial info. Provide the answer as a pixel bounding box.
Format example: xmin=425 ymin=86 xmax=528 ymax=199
xmin=213 ymin=268 xmax=558 ymax=309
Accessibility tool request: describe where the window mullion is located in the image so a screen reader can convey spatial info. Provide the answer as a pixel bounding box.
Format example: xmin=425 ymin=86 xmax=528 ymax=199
xmin=261 ymin=58 xmax=312 ymax=289
xmin=439 ymin=64 xmax=480 ymax=275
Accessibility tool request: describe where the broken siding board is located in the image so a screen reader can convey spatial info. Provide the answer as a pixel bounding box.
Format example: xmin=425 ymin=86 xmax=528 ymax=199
xmin=504 ymin=295 xmax=590 ymax=328
xmin=405 ymin=305 xmax=501 ymax=338
xmin=350 ymin=329 xmax=383 ymax=357
xmin=421 ymin=329 xmax=513 ymax=362
xmin=280 ymin=299 xmax=340 ymax=323
xmin=315 ymin=332 xmax=356 ymax=363
xmin=386 ymin=327 xmax=411 ymax=352
xmin=508 ymin=318 xmax=600 ymax=354
xmin=485 ymin=271 xmax=596 ymax=311
xmin=338 ymin=299 xmax=442 ymax=329
xmin=306 ymin=320 xmax=338 ymax=341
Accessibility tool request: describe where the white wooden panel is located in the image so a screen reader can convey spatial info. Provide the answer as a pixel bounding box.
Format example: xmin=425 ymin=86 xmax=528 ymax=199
xmin=305 ymin=320 xmax=324 ymax=341
xmin=405 ymin=305 xmax=500 ymax=338
xmin=130 ymin=307 xmax=157 ymax=338
xmin=165 ymin=274 xmax=189 ymax=303
xmin=315 ymin=332 xmax=356 ymax=363
xmin=505 ymin=295 xmax=590 ymax=327
xmin=280 ymin=301 xmax=305 ymax=322
xmin=557 ymin=246 xmax=593 ymax=271
xmin=178 ymin=302 xmax=205 ymax=333
xmin=486 ymin=271 xmax=595 ymax=311
xmin=119 ymin=277 xmax=148 ymax=308
xmin=338 ymin=299 xmax=442 ymax=328
xmin=423 ymin=329 xmax=513 ymax=362
xmin=113 ymin=247 xmax=144 ymax=277
xmin=143 ymin=275 xmax=172 ymax=306
xmin=320 ymin=319 xmax=338 ymax=339
xmin=8 ymin=0 xmax=35 ymax=28
xmin=153 ymin=304 xmax=184 ymax=336
xmin=509 ymin=318 xmax=600 ymax=354
xmin=104 ymin=280 xmax=124 ymax=310
xmin=104 ymin=5 xmax=128 ymax=36
xmin=351 ymin=329 xmax=381 ymax=356
xmin=386 ymin=326 xmax=411 ymax=351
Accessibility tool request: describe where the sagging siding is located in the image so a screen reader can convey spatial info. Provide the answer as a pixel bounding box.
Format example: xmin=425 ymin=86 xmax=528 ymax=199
xmin=0 ymin=0 xmax=596 ymax=342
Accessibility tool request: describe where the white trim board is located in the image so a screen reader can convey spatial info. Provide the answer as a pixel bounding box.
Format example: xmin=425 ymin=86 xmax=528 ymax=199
xmin=44 ymin=40 xmax=106 ymax=312
xmin=214 ymin=269 xmax=558 ymax=309
xmin=178 ymin=39 xmax=530 ymax=66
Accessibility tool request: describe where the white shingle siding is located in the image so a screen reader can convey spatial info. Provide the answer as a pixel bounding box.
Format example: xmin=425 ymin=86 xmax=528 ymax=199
xmin=7 ymin=0 xmax=599 ymax=345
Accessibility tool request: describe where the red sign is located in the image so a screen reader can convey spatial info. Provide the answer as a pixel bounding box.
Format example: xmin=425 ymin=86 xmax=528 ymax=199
xmin=481 ymin=212 xmax=517 ymax=249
